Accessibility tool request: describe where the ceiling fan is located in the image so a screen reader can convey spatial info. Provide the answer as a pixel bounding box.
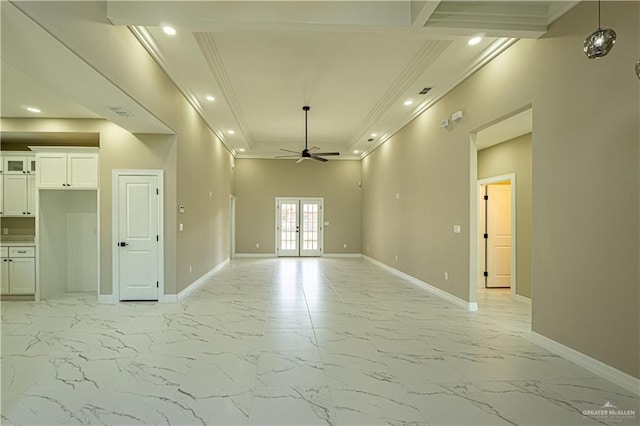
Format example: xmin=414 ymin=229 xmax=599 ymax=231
xmin=276 ymin=106 xmax=340 ymax=163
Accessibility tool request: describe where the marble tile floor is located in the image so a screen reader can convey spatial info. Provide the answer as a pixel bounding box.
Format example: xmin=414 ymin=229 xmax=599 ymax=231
xmin=1 ymin=258 xmax=638 ymax=425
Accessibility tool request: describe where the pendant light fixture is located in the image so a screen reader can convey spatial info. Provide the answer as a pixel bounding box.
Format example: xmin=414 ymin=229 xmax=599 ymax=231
xmin=583 ymin=0 xmax=616 ymax=59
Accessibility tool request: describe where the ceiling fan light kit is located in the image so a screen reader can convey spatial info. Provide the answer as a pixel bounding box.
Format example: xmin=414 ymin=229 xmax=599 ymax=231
xmin=583 ymin=0 xmax=616 ymax=59
xmin=275 ymin=106 xmax=340 ymax=163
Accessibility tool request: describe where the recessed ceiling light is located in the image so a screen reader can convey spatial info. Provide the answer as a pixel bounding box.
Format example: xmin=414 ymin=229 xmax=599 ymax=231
xmin=468 ymin=36 xmax=482 ymax=46
xmin=239 ymin=148 xmax=245 ymax=152
xmin=227 ymin=130 xmax=235 ymax=135
xmin=162 ymin=26 xmax=176 ymax=36
xmin=353 ymin=150 xmax=360 ymax=154
xmin=370 ymin=133 xmax=378 ymax=137
xmin=26 ymin=107 xmax=41 ymax=113
xmin=403 ymin=100 xmax=413 ymax=106
xmin=206 ymin=95 xmax=215 ymax=102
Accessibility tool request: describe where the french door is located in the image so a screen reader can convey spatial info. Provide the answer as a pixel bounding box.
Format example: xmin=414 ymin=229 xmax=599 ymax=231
xmin=276 ymin=198 xmax=323 ymax=257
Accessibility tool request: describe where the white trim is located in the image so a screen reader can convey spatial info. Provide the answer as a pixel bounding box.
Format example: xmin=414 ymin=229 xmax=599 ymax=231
xmin=234 ymin=253 xmax=277 ymax=258
xmin=477 ymin=173 xmax=517 ymax=299
xmin=112 ymin=169 xmax=164 ymax=302
xmin=531 ymin=332 xmax=640 ymax=396
xmin=513 ymin=293 xmax=531 ymax=304
xmin=98 ymin=294 xmax=116 ymax=304
xmin=175 ymin=258 xmax=229 ymax=302
xmin=323 ymin=253 xmax=362 ymax=258
xmin=363 ymin=255 xmax=477 ymax=312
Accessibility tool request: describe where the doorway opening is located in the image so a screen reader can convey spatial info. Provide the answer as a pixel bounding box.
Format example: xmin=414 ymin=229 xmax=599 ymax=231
xmin=470 ymin=106 xmax=532 ymax=316
xmin=275 ymin=197 xmax=323 ymax=257
xmin=229 ymin=194 xmax=236 ymax=259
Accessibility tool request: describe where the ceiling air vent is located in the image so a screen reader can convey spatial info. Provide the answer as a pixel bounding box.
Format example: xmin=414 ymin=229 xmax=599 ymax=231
xmin=418 ymin=87 xmax=432 ymax=95
xmin=106 ymin=106 xmax=134 ymax=118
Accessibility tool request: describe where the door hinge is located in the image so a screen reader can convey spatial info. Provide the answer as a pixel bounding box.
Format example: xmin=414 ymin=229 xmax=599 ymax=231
xmin=483 ymin=271 xmax=488 ymax=277
xmin=484 ymin=233 xmax=488 ymax=239
xmin=156 ymin=235 xmax=159 ymax=242
xmin=157 ymin=281 xmax=159 ymax=288
xmin=156 ymin=188 xmax=159 ymax=195
xmin=484 ymin=195 xmax=488 ymax=200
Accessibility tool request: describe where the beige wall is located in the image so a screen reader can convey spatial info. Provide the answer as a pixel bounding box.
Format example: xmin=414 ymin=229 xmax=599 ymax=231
xmin=363 ymin=2 xmax=639 ymax=378
xmin=14 ymin=2 xmax=235 ymax=294
xmin=235 ymin=159 xmax=361 ymax=255
xmin=478 ymin=133 xmax=532 ymax=298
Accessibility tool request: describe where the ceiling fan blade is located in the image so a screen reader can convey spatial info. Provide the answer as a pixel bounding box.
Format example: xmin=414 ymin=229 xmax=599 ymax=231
xmin=296 ymin=157 xmax=306 ymax=164
xmin=309 ymin=146 xmax=320 ymax=153
xmin=310 ymin=156 xmax=328 ymax=162
xmin=312 ymin=152 xmax=340 ymax=156
xmin=280 ymin=149 xmax=300 ymax=154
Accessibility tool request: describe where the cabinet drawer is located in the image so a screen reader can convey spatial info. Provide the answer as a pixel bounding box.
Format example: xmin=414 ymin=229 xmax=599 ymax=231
xmin=0 ymin=247 xmax=7 ymax=258
xmin=9 ymin=247 xmax=34 ymax=258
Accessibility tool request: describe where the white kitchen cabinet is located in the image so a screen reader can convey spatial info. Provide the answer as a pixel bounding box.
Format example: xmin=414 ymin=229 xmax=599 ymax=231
xmin=1 ymin=152 xmax=36 ymax=217
xmin=2 ymin=174 xmax=36 ymax=216
xmin=3 ymin=154 xmax=34 ymax=175
xmin=1 ymin=246 xmax=35 ymax=295
xmin=0 ymin=247 xmax=8 ymax=294
xmin=3 ymin=174 xmax=28 ymax=216
xmin=27 ymin=175 xmax=36 ymax=215
xmin=35 ymin=150 xmax=98 ymax=189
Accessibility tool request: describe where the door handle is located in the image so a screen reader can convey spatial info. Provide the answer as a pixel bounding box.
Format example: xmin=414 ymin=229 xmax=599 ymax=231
xmin=118 ymin=242 xmax=129 ymax=247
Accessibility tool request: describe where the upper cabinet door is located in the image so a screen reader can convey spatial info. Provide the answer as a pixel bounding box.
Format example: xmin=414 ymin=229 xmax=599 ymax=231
xmin=3 ymin=174 xmax=28 ymax=216
xmin=3 ymin=156 xmax=28 ymax=174
xmin=67 ymin=153 xmax=98 ymax=188
xmin=36 ymin=153 xmax=67 ymax=188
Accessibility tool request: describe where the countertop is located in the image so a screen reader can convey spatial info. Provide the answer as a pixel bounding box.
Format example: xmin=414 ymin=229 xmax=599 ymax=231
xmin=0 ymin=238 xmax=35 ymax=247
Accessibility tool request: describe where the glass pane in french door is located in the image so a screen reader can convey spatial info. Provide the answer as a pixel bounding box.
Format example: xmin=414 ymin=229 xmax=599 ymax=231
xmin=280 ymin=202 xmax=298 ymax=252
xmin=302 ymin=203 xmax=318 ymax=251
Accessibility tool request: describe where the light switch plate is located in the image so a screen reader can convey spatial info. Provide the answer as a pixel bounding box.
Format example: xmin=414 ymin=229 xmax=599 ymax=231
xmin=453 ymin=225 xmax=461 ymax=233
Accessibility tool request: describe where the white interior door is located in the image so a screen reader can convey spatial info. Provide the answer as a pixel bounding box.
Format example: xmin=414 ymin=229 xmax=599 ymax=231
xmin=117 ymin=174 xmax=160 ymax=300
xmin=485 ymin=184 xmax=512 ymax=288
xmin=277 ymin=198 xmax=323 ymax=257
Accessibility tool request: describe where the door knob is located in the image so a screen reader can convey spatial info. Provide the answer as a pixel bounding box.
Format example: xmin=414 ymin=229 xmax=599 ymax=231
xmin=118 ymin=242 xmax=129 ymax=247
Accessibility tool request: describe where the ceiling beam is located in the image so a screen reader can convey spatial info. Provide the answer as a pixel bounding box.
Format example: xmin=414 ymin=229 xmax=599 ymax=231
xmin=411 ymin=0 xmax=442 ymax=28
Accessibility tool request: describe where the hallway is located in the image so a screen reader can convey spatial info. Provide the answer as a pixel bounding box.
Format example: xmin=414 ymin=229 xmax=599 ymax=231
xmin=1 ymin=258 xmax=637 ymax=425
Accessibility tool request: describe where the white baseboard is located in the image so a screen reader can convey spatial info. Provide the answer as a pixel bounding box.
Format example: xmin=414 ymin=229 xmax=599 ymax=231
xmin=160 ymin=294 xmax=178 ymax=303
xmin=97 ymin=294 xmax=115 ymax=304
xmin=363 ymin=255 xmax=476 ymax=312
xmin=234 ymin=253 xmax=276 ymax=258
xmin=176 ymin=258 xmax=230 ymax=301
xmin=323 ymin=253 xmax=362 ymax=258
xmin=513 ymin=293 xmax=532 ymax=304
xmin=531 ymin=332 xmax=640 ymax=396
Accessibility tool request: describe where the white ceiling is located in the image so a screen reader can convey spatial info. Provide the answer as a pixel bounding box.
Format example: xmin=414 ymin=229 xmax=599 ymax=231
xmin=2 ymin=1 xmax=577 ymax=158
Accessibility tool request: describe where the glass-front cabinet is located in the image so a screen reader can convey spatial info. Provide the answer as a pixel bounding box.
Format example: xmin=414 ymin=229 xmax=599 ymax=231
xmin=2 ymin=154 xmax=36 ymax=174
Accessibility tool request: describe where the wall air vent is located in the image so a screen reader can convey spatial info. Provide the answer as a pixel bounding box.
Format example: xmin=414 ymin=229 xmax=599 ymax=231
xmin=418 ymin=87 xmax=432 ymax=95
xmin=106 ymin=106 xmax=135 ymax=118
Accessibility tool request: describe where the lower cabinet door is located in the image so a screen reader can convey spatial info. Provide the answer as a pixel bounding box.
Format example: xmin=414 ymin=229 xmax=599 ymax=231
xmin=1 ymin=259 xmax=9 ymax=294
xmin=9 ymin=257 xmax=35 ymax=294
